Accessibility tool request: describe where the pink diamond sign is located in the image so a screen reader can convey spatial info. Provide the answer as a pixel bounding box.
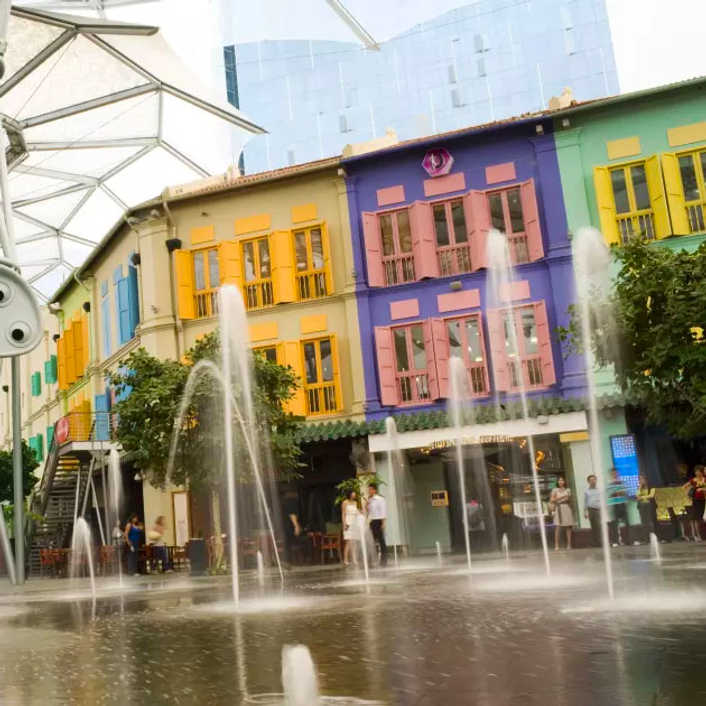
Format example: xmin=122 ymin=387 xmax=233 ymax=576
xmin=422 ymin=148 xmax=454 ymax=177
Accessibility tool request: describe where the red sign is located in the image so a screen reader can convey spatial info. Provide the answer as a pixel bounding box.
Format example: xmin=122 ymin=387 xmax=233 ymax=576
xmin=422 ymin=148 xmax=454 ymax=177
xmin=55 ymin=417 xmax=70 ymax=445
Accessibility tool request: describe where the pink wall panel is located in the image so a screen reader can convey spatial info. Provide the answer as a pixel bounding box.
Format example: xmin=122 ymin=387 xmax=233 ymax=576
xmin=376 ymin=184 xmax=406 ymax=207
xmin=390 ymin=298 xmax=420 ymax=320
xmin=485 ymin=162 xmax=516 ymax=185
xmin=423 ymin=172 xmax=466 ymax=197
xmin=499 ymin=280 xmax=530 ymax=302
xmin=437 ymin=289 xmax=480 ymax=313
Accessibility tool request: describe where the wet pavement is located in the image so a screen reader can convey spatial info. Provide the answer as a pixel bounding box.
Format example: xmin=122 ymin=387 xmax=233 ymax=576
xmin=2 ymin=544 xmax=706 ymax=705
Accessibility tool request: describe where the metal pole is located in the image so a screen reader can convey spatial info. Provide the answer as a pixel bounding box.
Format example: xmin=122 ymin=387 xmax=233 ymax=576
xmin=11 ymin=357 xmax=23 ymax=583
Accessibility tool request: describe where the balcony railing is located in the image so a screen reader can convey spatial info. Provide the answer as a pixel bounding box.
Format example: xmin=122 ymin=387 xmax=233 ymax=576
xmin=508 ymin=357 xmax=544 ymax=389
xmin=616 ymin=210 xmax=655 ymax=244
xmin=437 ymin=244 xmax=472 ymax=276
xmin=396 ymin=371 xmax=430 ymax=404
xmin=383 ymin=254 xmax=415 ymax=286
xmin=469 ymin=364 xmax=488 ymax=396
xmin=297 ymin=271 xmax=328 ymax=300
xmin=686 ymin=202 xmax=706 ymax=233
xmin=244 ymin=279 xmax=274 ymax=310
xmin=194 ymin=289 xmax=219 ymax=319
xmin=507 ymin=233 xmax=530 ymax=265
xmin=306 ymin=382 xmax=339 ymax=415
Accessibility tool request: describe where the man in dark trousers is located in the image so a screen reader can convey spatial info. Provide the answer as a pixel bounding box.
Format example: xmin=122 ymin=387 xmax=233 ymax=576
xmin=367 ymin=482 xmax=388 ymax=567
xmin=583 ymin=474 xmax=602 ymax=547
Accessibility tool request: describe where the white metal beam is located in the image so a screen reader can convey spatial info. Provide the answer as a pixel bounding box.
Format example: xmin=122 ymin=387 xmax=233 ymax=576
xmin=12 ymin=183 xmax=87 ymax=208
xmin=13 ymin=163 xmax=98 ymax=185
xmin=324 ymin=0 xmax=379 ymax=50
xmin=26 ymin=137 xmax=156 ymax=150
xmin=160 ymin=139 xmax=208 ymax=177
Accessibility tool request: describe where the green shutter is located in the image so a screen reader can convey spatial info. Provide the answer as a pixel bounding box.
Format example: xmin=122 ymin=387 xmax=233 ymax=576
xmin=31 ymin=372 xmax=41 ymax=396
xmin=44 ymin=356 xmax=57 ymax=384
xmin=29 ymin=436 xmax=39 ymax=462
xmin=35 ymin=433 xmax=44 ymax=462
xmin=46 ymin=425 xmax=54 ymax=451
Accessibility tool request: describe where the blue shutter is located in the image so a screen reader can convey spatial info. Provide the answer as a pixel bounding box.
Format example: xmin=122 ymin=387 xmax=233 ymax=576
xmin=101 ymin=295 xmax=112 ymax=357
xmin=115 ymin=366 xmax=132 ymax=402
xmin=117 ymin=278 xmax=130 ymax=344
xmin=94 ymin=394 xmax=110 ymax=441
xmin=127 ymin=263 xmax=139 ymax=339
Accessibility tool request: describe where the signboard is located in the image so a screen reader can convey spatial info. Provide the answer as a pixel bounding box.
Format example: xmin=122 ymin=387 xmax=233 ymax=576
xmin=422 ymin=148 xmax=454 ymax=177
xmin=55 ymin=416 xmax=70 ymax=445
xmin=430 ymin=490 xmax=449 ymax=507
xmin=610 ymin=434 xmax=640 ymax=496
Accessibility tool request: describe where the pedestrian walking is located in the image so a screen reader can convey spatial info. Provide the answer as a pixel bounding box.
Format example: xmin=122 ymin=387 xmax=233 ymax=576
xmin=636 ymin=475 xmax=658 ymax=539
xmin=583 ymin=474 xmax=602 ymax=547
xmin=124 ymin=514 xmax=142 ymax=576
xmin=367 ymin=482 xmax=387 ymax=567
xmin=341 ymin=489 xmax=362 ymax=566
xmin=549 ymin=476 xmax=574 ymax=550
xmin=606 ymin=468 xmax=633 ymax=547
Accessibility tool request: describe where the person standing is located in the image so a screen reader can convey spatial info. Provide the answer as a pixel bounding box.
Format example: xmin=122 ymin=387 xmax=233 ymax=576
xmin=148 ymin=516 xmax=172 ymax=572
xmin=367 ymin=482 xmax=387 ymax=567
xmin=124 ymin=514 xmax=142 ymax=576
xmin=282 ymin=489 xmax=303 ymax=564
xmin=549 ymin=476 xmax=574 ymax=550
xmin=341 ymin=489 xmax=361 ymax=566
xmin=583 ymin=474 xmax=602 ymax=547
xmin=636 ymin=475 xmax=658 ymax=540
xmin=683 ymin=466 xmax=706 ymax=541
xmin=606 ymin=468 xmax=632 ymax=547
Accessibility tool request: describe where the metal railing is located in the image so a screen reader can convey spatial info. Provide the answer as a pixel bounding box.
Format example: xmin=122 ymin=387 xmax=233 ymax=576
xmin=507 ymin=233 xmax=530 ymax=264
xmin=686 ymin=202 xmax=706 ymax=233
xmin=508 ymin=357 xmax=545 ymax=389
xmin=437 ymin=244 xmax=472 ymax=276
xmin=383 ymin=254 xmax=415 ymax=286
xmin=396 ymin=371 xmax=430 ymax=404
xmin=244 ymin=279 xmax=274 ymax=309
xmin=194 ymin=289 xmax=219 ymax=319
xmin=616 ymin=210 xmax=655 ymax=243
xmin=296 ymin=271 xmax=328 ymax=300
xmin=306 ymin=382 xmax=339 ymax=415
xmin=469 ymin=364 xmax=488 ymax=396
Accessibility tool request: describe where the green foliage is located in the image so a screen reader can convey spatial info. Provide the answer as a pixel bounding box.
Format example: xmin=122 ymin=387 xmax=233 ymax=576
xmin=559 ymin=239 xmax=706 ymax=438
xmin=110 ymin=333 xmax=302 ymax=490
xmin=334 ymin=473 xmax=385 ymax=506
xmin=0 ymin=440 xmax=39 ymax=505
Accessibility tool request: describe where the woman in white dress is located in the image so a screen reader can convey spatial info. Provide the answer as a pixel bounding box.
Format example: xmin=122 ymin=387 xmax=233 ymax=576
xmin=341 ymin=490 xmax=362 ymax=566
xmin=549 ymin=476 xmax=575 ymax=550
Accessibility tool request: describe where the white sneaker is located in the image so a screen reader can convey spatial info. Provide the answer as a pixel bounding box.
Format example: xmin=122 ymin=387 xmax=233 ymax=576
xmin=633 ymin=541 xmax=640 ymax=546
xmin=611 ymin=543 xmax=618 ymax=548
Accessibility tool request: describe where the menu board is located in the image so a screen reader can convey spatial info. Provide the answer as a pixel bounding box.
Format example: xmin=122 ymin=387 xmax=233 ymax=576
xmin=610 ymin=434 xmax=640 ymax=496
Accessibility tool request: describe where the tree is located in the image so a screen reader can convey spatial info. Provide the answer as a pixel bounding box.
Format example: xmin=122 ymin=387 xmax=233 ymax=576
xmin=0 ymin=440 xmax=39 ymax=504
xmin=558 ymin=239 xmax=706 ymax=438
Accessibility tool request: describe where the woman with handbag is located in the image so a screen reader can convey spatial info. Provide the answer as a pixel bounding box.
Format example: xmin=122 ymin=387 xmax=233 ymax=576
xmin=549 ymin=476 xmax=574 ymax=550
xmin=683 ymin=466 xmax=706 ymax=541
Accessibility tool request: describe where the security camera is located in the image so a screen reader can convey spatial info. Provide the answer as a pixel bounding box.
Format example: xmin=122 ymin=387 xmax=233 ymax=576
xmin=0 ymin=259 xmax=41 ymax=357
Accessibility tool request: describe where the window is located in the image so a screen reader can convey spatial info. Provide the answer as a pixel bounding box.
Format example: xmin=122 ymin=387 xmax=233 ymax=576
xmin=393 ymin=324 xmax=430 ymax=404
xmin=447 ymin=316 xmax=488 ymax=395
xmin=193 ymin=247 xmax=220 ymax=318
xmin=608 ymin=163 xmax=655 ymax=242
xmin=488 ymin=187 xmax=530 ymax=264
xmin=254 ymin=346 xmax=278 ymax=364
xmin=677 ymin=149 xmax=706 ymax=233
xmin=379 ymin=209 xmax=415 ymax=285
xmin=294 ymin=226 xmax=329 ymax=300
xmin=301 ymin=337 xmax=340 ymax=415
xmin=242 ymin=237 xmax=274 ymax=309
xmin=433 ymin=199 xmax=471 ymax=275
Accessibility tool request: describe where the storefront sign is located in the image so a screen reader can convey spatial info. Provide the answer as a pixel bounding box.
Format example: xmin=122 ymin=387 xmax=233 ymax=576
xmin=419 ymin=435 xmax=514 ymax=454
xmin=430 ymin=490 xmax=449 ymax=507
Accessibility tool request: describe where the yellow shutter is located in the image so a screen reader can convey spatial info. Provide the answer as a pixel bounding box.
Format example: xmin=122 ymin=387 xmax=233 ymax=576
xmin=283 ymin=340 xmax=307 ymax=416
xmin=593 ymin=166 xmax=620 ymax=246
xmin=174 ymin=249 xmax=195 ymax=319
xmin=73 ymin=318 xmax=84 ymax=379
xmin=644 ymin=154 xmax=671 ymax=239
xmin=218 ymin=240 xmax=242 ymax=288
xmin=276 ymin=342 xmax=284 ymax=365
xmin=321 ymin=223 xmax=333 ymax=295
xmin=330 ymin=335 xmax=342 ymax=413
xmin=270 ymin=230 xmax=296 ymax=304
xmin=662 ymin=152 xmax=690 ymax=235
xmin=57 ymin=337 xmax=67 ymax=390
xmin=64 ymin=325 xmax=76 ymax=385
xmin=83 ymin=314 xmax=90 ymax=371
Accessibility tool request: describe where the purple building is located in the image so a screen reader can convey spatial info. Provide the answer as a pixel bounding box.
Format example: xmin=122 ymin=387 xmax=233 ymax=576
xmin=342 ymin=119 xmax=594 ymax=555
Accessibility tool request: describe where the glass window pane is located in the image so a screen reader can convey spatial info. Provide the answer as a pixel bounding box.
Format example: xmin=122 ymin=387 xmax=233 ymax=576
xmin=303 ymin=342 xmax=317 ymax=384
xmin=503 ymin=313 xmax=516 ymax=355
xmin=488 ymin=193 xmax=505 ymax=231
xmin=433 ymin=204 xmax=449 ymax=246
xmin=631 ymin=165 xmax=650 ymax=211
xmin=680 ymin=155 xmax=700 ymax=202
xmin=521 ymin=310 xmax=538 ymax=354
xmin=264 ymin=347 xmax=277 ymax=363
xmin=394 ymin=329 xmax=409 ymax=371
xmin=258 ymin=239 xmax=271 ymax=278
xmin=610 ymin=169 xmax=630 ymax=214
xmin=465 ymin=318 xmax=482 ymax=362
xmin=397 ymin=210 xmax=412 ymax=253
xmin=295 ymin=232 xmax=308 ymax=271
xmin=507 ymin=188 xmax=524 ymax=233
xmin=208 ymin=249 xmax=220 ymax=288
xmin=451 ymin=201 xmax=467 ymax=243
xmin=319 ymin=338 xmax=333 ymax=381
xmin=193 ymin=251 xmax=205 ymax=291
xmin=410 ymin=325 xmax=426 ymax=370
xmin=310 ymin=228 xmax=324 ymax=269
xmin=380 ymin=214 xmax=394 ymax=256
xmin=243 ymin=242 xmax=255 ymax=282
xmin=447 ymin=320 xmax=462 ymax=358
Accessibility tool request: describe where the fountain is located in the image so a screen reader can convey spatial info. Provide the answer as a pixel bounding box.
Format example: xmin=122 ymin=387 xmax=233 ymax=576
xmin=571 ymin=227 xmax=615 ymax=599
xmin=167 ymin=285 xmax=284 ymax=609
xmin=108 ymin=447 xmax=123 ymax=586
xmin=0 ymin=509 xmax=15 ymax=584
xmin=70 ymin=517 xmax=96 ymax=600
xmin=649 ymin=533 xmax=662 ymax=564
xmin=256 ymin=550 xmax=265 ymax=588
xmin=282 ymin=644 xmax=320 ymax=706
xmin=501 ymin=533 xmax=510 ymax=562
xmin=357 ymin=514 xmax=370 ymax=586
xmin=486 ymin=229 xmax=551 ymax=576
xmin=384 ymin=417 xmax=410 ymax=568
xmin=435 ymin=540 xmax=442 ymax=566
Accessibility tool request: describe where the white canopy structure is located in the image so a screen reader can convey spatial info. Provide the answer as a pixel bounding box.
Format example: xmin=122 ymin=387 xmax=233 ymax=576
xmin=0 ymin=5 xmax=264 ymax=300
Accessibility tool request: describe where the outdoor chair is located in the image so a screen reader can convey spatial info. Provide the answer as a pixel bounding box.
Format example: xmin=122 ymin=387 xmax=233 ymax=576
xmin=320 ymin=533 xmax=341 ymax=564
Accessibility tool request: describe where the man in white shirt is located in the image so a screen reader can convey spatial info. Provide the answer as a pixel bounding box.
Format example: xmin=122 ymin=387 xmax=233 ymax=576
xmin=367 ymin=482 xmax=388 ymax=567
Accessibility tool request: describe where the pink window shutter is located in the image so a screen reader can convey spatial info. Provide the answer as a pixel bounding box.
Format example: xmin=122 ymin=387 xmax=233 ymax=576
xmin=362 ymin=212 xmax=385 ymax=287
xmin=520 ymin=179 xmax=544 ymax=261
xmin=374 ymin=326 xmax=398 ymax=406
xmin=465 ymin=190 xmax=490 ymax=271
xmin=409 ymin=201 xmax=439 ymax=279
xmin=431 ymin=317 xmax=450 ymax=398
xmin=422 ymin=319 xmax=440 ymax=400
xmin=533 ymin=300 xmax=556 ymax=386
xmin=486 ymin=308 xmax=510 ymax=392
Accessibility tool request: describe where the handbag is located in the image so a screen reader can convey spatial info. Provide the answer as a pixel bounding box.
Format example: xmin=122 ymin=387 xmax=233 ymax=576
xmin=688 ymin=485 xmax=696 ymax=499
